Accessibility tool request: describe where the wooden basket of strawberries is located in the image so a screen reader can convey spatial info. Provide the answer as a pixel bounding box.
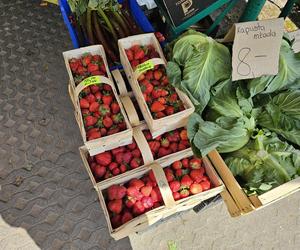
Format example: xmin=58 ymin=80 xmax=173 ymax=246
xmin=118 ymin=33 xmax=195 ymax=137
xmin=63 ymin=45 xmax=133 ymax=156
xmin=97 ymin=149 xmax=224 ymax=240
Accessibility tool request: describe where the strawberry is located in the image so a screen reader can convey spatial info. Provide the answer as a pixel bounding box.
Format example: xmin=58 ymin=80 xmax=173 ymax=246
xmin=88 ymin=131 xmax=101 ymax=140
xmin=94 ymin=91 xmax=102 ymax=100
xmin=85 ymin=115 xmax=97 ymax=126
xmin=118 ymin=121 xmax=127 ymax=130
xmin=82 ymin=54 xmax=92 ymax=66
xmin=157 ymin=147 xmax=172 ymax=158
xmin=103 ymin=116 xmax=113 ymax=128
xmin=92 ymin=54 xmax=101 ymax=62
xmin=108 ymin=162 xmax=118 ymax=171
xmin=200 ymin=180 xmax=211 ymax=191
xmin=157 ymin=97 xmax=166 ymax=105
xmin=190 ymin=169 xmax=204 ymax=183
xmin=132 ymin=148 xmax=141 ymax=158
xmin=91 ymin=70 xmax=102 ymax=76
xmin=155 ymin=112 xmax=165 ymax=119
xmin=111 ymin=214 xmax=122 ymax=228
xmin=115 ymin=153 xmax=124 ymax=164
xmin=165 ymin=106 xmax=174 ymax=116
xmin=95 ymin=151 xmax=112 ymax=166
xmin=151 ymin=187 xmax=162 ymax=202
xmin=172 ymin=192 xmax=181 ymax=201
xmin=181 ymin=175 xmax=193 ymax=188
xmin=169 ymin=93 xmax=179 ymax=102
xmin=140 ymin=81 xmax=153 ymax=94
xmin=122 ymin=152 xmax=133 ymax=164
xmin=99 ymin=104 xmax=111 ymax=116
xmin=100 ymin=127 xmax=107 ymax=136
xmin=190 ymin=158 xmax=202 ymax=169
xmin=141 ymin=196 xmax=153 ymax=209
xmin=126 ymin=49 xmax=134 ymax=61
xmin=77 ymin=65 xmax=87 ymax=75
xmin=180 ymin=189 xmax=189 ymax=199
xmin=129 ymin=178 xmax=145 ymax=190
xmin=81 ymin=108 xmax=89 ymax=115
xmin=94 ymin=165 xmax=106 ymax=178
xmin=80 ymin=98 xmax=89 ymax=109
xmin=69 ymin=58 xmax=80 ymax=72
xmin=141 ymin=185 xmax=152 ymax=197
xmin=151 ymin=80 xmax=160 ymax=86
xmin=90 ymin=85 xmax=100 ymax=93
xmin=164 ymin=168 xmax=174 ymax=182
xmin=161 ymin=138 xmax=170 ymax=148
xmin=132 ymin=201 xmax=145 ymax=215
xmin=103 ymin=84 xmax=112 ymax=91
xmin=126 ymin=141 xmax=137 ymax=150
xmin=181 ymin=158 xmax=189 ymax=168
xmin=155 ymin=135 xmax=161 ymax=141
xmin=86 ymin=94 xmax=96 ymax=104
xmin=131 ymin=60 xmax=139 ymax=69
xmin=169 ymin=180 xmax=180 ymax=192
xmin=149 ymin=141 xmax=160 ymax=154
xmin=119 ymin=164 xmax=127 ymax=173
xmin=111 ymin=147 xmax=126 ymax=155
xmin=143 ymin=130 xmax=152 ymax=140
xmin=148 ymin=170 xmax=156 ymax=182
xmin=121 ymin=211 xmax=133 ymax=224
xmin=151 ymin=89 xmax=161 ymax=99
xmin=112 ymin=168 xmax=120 ymax=176
xmin=108 ymin=199 xmax=122 ymax=214
xmin=159 ymin=89 xmax=169 ymax=97
xmin=153 ymin=70 xmax=162 ymax=80
xmin=89 ymin=102 xmax=100 ymax=112
xmin=180 ymin=129 xmax=188 ymax=140
xmin=181 ymin=140 xmax=190 ymax=147
xmin=153 ymin=202 xmax=161 ymax=208
xmin=108 ymin=185 xmax=126 ymax=200
xmin=88 ymin=63 xmax=99 ymax=72
xmin=190 ymin=183 xmax=203 ymax=194
xmin=172 ymin=161 xmax=182 ymax=170
xmin=145 ymin=71 xmax=153 ymax=80
xmin=112 ymin=113 xmax=124 ymax=124
xmin=134 ymin=49 xmax=145 ymax=60
xmin=111 ymin=102 xmax=120 ymax=114
xmin=127 ymin=187 xmax=143 ymax=200
xmin=175 ymin=169 xmax=183 ymax=178
xmin=178 ymin=143 xmax=186 ymax=151
xmin=102 ymin=94 xmax=113 ymax=105
xmin=138 ymin=73 xmax=145 ymax=81
xmin=169 ymin=142 xmax=178 ymax=153
xmin=104 ymin=170 xmax=112 ymax=179
xmin=125 ymin=197 xmax=136 ymax=208
xmin=81 ymin=86 xmax=91 ymax=95
xmin=167 ymin=131 xmax=180 ymax=142
xmin=87 ymin=128 xmax=99 ymax=137
xmin=140 ymin=56 xmax=149 ymax=63
xmin=107 ymin=127 xmax=120 ymax=135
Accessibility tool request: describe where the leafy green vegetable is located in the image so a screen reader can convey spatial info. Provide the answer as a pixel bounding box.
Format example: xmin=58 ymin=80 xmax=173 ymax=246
xmin=257 ymin=90 xmax=300 ymax=146
xmin=225 ymin=130 xmax=300 ymax=194
xmin=167 ymin=30 xmax=231 ymax=113
xmin=247 ymin=40 xmax=300 ymax=97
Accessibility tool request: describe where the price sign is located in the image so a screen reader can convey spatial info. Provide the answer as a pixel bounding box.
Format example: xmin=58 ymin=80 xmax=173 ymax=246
xmin=136 ymin=60 xmax=155 ymax=75
xmin=81 ymin=75 xmax=101 ymax=86
xmin=288 ymin=29 xmax=300 ymax=53
xmin=231 ymin=18 xmax=284 ymax=81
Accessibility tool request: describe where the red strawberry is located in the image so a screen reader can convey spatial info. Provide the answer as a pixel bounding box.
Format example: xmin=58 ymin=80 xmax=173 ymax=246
xmin=100 ymin=127 xmax=107 ymax=136
xmin=181 ymin=140 xmax=190 ymax=147
xmin=108 ymin=199 xmax=122 ymax=214
xmin=141 ymin=185 xmax=152 ymax=197
xmin=151 ymin=80 xmax=160 ymax=86
xmin=89 ymin=102 xmax=100 ymax=112
xmin=112 ymin=168 xmax=120 ymax=176
xmin=69 ymin=58 xmax=80 ymax=72
xmin=82 ymin=87 xmax=91 ymax=95
xmin=85 ymin=116 xmax=97 ymax=126
xmin=157 ymin=147 xmax=172 ymax=158
xmin=153 ymin=70 xmax=162 ymax=80
xmin=131 ymin=60 xmax=139 ymax=69
xmin=178 ymin=143 xmax=186 ymax=151
xmin=143 ymin=130 xmax=152 ymax=140
xmin=155 ymin=112 xmax=165 ymax=119
xmin=181 ymin=158 xmax=189 ymax=168
xmin=169 ymin=180 xmax=180 ymax=192
xmin=86 ymin=94 xmax=96 ymax=104
xmin=108 ymin=185 xmax=126 ymax=200
xmin=121 ymin=211 xmax=133 ymax=224
xmin=169 ymin=142 xmax=178 ymax=153
xmin=127 ymin=187 xmax=143 ymax=200
xmin=111 ymin=214 xmax=122 ymax=228
xmin=112 ymin=113 xmax=124 ymax=124
xmin=134 ymin=49 xmax=145 ymax=60
xmin=148 ymin=170 xmax=156 ymax=182
xmin=125 ymin=49 xmax=133 ymax=61
xmin=107 ymin=127 xmax=120 ymax=135
xmin=77 ymin=65 xmax=86 ymax=75
xmin=140 ymin=56 xmax=149 ymax=63
xmin=108 ymin=162 xmax=118 ymax=171
xmin=103 ymin=84 xmax=112 ymax=91
xmin=94 ymin=165 xmax=106 ymax=178
xmin=173 ymin=192 xmax=181 ymax=201
xmin=90 ymin=85 xmax=100 ymax=93
xmin=87 ymin=128 xmax=99 ymax=137
xmin=151 ymin=187 xmax=162 ymax=203
xmin=201 ymin=180 xmax=211 ymax=191
xmin=91 ymin=70 xmax=102 ymax=76
xmin=145 ymin=71 xmax=153 ymax=80
xmin=125 ymin=197 xmax=136 ymax=208
xmin=103 ymin=116 xmax=113 ymax=128
xmin=132 ymin=201 xmax=145 ymax=215
xmin=94 ymin=91 xmax=102 ymax=100
xmin=190 ymin=169 xmax=204 ymax=183
xmin=99 ymin=104 xmax=111 ymax=116
xmin=104 ymin=170 xmax=112 ymax=179
xmin=129 ymin=178 xmax=144 ymax=190
xmin=118 ymin=121 xmax=127 ymax=130
xmin=119 ymin=164 xmax=127 ymax=173
xmin=151 ymin=101 xmax=165 ymax=113
xmin=122 ymin=152 xmax=133 ymax=164
xmin=102 ymin=95 xmax=113 ymax=105
xmin=151 ymin=89 xmax=161 ymax=99
xmin=81 ymin=108 xmax=89 ymax=115
xmin=190 ymin=183 xmax=203 ymax=194
xmin=88 ymin=63 xmax=99 ymax=72
xmin=164 ymin=168 xmax=174 ymax=182
xmin=180 ymin=189 xmax=189 ymax=199
xmin=157 ymin=97 xmax=166 ymax=105
xmin=167 ymin=131 xmax=180 ymax=142
xmin=141 ymin=82 xmax=153 ymax=94
xmin=165 ymin=106 xmax=175 ymax=116
xmin=172 ymin=161 xmax=182 ymax=170
xmin=141 ymin=196 xmax=153 ymax=209
xmin=88 ymin=131 xmax=101 ymax=140
xmin=180 ymin=129 xmax=188 ymax=140
xmin=92 ymin=54 xmax=101 ymax=62
xmin=175 ymin=169 xmax=183 ymax=178
xmin=95 ymin=151 xmax=112 ymax=166
xmin=130 ymin=158 xmax=142 ymax=169
xmin=112 ymin=147 xmax=126 ymax=155
xmin=138 ymin=73 xmax=145 ymax=81
xmin=111 ymin=102 xmax=120 ymax=114
xmin=132 ymin=148 xmax=141 ymax=158
xmin=169 ymin=93 xmax=179 ymax=102
xmin=115 ymin=153 xmax=124 ymax=164
xmin=80 ymin=98 xmax=89 ymax=109
xmin=149 ymin=141 xmax=160 ymax=154
xmin=82 ymin=54 xmax=92 ymax=66
xmin=190 ymin=158 xmax=202 ymax=169
xmin=181 ymin=175 xmax=193 ymax=188
xmin=161 ymin=138 xmax=170 ymax=148
xmin=153 ymin=202 xmax=161 ymax=208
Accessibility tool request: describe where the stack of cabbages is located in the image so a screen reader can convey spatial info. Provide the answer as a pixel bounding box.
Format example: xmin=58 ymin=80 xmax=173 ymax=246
xmin=167 ymin=30 xmax=300 ymax=195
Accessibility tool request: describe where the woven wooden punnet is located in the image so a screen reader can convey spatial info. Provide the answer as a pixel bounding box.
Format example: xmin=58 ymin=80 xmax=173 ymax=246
xmin=208 ymin=150 xmax=300 ymax=215
xmin=97 ymin=149 xmax=224 ymax=240
xmin=118 ymin=33 xmax=194 ymax=137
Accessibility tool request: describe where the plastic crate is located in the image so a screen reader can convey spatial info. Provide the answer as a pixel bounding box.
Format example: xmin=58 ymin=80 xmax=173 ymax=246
xmin=59 ymin=0 xmax=155 ymax=49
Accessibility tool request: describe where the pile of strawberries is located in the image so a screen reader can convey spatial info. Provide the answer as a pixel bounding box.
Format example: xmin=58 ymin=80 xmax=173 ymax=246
xmin=164 ymin=156 xmax=211 ymax=200
xmin=143 ymin=128 xmax=190 ymax=159
xmin=125 ymin=45 xmax=185 ymax=119
xmin=87 ymin=140 xmax=144 ymax=181
xmin=106 ymin=173 xmax=163 ymax=229
xmin=69 ymin=53 xmax=107 ymax=85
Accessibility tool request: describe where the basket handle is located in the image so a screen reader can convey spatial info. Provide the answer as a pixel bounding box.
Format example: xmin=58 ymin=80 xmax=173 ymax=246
xmin=133 ymin=58 xmax=165 ymax=79
xmin=133 ymin=127 xmax=154 ymax=165
xmin=151 ymin=163 xmax=176 ymax=208
xmin=120 ymin=96 xmax=140 ymax=127
xmin=111 ymin=69 xmax=128 ymax=96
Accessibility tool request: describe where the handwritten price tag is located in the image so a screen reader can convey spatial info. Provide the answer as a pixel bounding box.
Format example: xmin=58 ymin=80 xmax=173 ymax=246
xmin=136 ymin=60 xmax=154 ymax=74
xmin=232 ymin=18 xmax=284 ymax=81
xmin=80 ymin=75 xmax=101 ymax=86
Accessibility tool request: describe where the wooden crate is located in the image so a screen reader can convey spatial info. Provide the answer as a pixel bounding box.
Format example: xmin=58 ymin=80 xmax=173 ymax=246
xmin=97 ymin=149 xmax=224 ymax=240
xmin=63 ymin=45 xmax=113 ymax=91
xmin=118 ymin=34 xmax=194 ymax=136
xmin=79 ymin=127 xmax=154 ymax=188
xmin=208 ymin=150 xmax=300 ymax=215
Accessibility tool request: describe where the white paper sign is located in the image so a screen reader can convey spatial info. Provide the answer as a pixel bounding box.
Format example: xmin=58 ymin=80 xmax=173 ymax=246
xmin=288 ymin=30 xmax=300 ymax=53
xmin=232 ymin=18 xmax=284 ymax=81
